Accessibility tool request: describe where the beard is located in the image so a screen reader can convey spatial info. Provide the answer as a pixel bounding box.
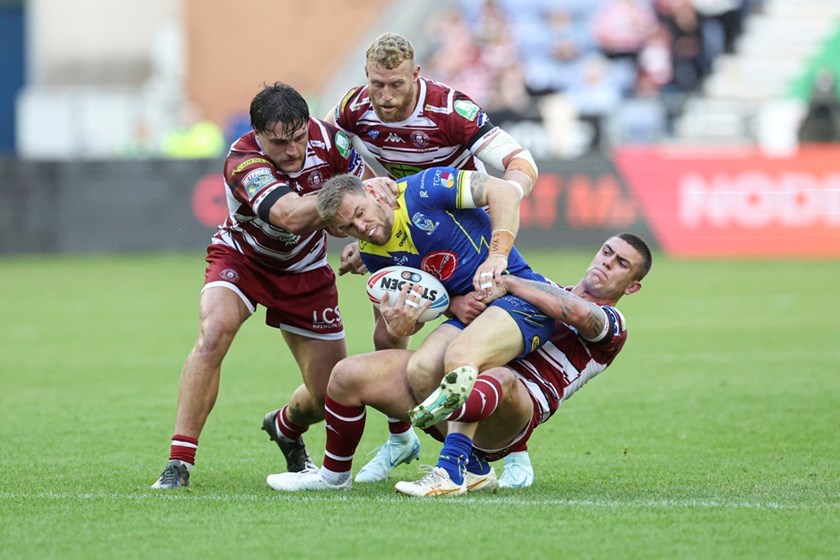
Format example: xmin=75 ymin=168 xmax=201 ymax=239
xmin=372 ymin=92 xmax=415 ymax=123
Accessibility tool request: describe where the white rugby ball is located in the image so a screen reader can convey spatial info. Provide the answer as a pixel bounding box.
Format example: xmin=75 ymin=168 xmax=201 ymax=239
xmin=366 ymin=266 xmax=450 ymax=323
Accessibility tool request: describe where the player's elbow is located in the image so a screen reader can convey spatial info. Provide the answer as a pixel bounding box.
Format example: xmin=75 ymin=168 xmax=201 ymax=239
xmin=550 ymin=300 xmax=590 ymax=326
xmin=506 ymin=149 xmax=538 ymax=196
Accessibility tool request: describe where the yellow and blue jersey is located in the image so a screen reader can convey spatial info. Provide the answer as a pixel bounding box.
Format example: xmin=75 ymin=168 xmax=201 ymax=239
xmin=359 ymin=167 xmax=541 ymax=296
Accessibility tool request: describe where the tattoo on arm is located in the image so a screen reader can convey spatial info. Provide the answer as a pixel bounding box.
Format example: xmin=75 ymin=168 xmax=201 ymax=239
xmin=519 ymin=280 xmax=605 ymax=336
xmin=583 ymin=306 xmax=606 ymax=338
xmin=470 ymin=173 xmax=488 ymax=206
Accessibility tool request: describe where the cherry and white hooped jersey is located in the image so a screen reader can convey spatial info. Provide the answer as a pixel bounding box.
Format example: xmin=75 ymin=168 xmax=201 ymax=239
xmin=509 ymin=296 xmax=629 ymax=423
xmin=333 ymin=77 xmax=497 ymax=179
xmin=214 ymin=118 xmax=366 ymax=273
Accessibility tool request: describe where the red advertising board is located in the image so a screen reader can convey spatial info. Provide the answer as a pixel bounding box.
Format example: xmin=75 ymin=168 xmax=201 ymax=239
xmin=614 ymin=146 xmax=840 ymax=257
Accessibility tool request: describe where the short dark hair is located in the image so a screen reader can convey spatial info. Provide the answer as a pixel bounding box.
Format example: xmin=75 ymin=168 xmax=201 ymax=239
xmin=616 ymin=232 xmax=653 ymax=280
xmin=249 ymin=81 xmax=309 ymax=136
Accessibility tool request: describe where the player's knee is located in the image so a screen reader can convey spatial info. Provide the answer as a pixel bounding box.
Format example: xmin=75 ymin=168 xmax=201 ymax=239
xmin=193 ymin=318 xmax=237 ymax=359
xmin=406 ymin=353 xmax=441 ymax=398
xmin=442 ymin=342 xmax=475 ymax=372
xmin=487 ymin=367 xmax=518 ymax=400
xmin=327 ymin=357 xmax=363 ymax=401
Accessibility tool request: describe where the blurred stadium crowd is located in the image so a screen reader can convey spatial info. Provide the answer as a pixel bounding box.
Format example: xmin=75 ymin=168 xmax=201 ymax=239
xmin=7 ymin=0 xmax=840 ymax=160
xmin=417 ymin=0 xmax=765 ymax=155
xmin=424 ymin=0 xmax=754 ymax=121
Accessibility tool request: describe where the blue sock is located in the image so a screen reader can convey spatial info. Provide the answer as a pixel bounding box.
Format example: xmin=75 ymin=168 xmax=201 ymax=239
xmin=436 ymin=432 xmax=473 ymax=485
xmin=466 ymin=448 xmax=491 ymax=475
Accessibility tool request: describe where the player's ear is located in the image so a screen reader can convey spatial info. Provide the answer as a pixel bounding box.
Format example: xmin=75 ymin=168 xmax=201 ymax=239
xmin=624 ymin=281 xmax=642 ymax=296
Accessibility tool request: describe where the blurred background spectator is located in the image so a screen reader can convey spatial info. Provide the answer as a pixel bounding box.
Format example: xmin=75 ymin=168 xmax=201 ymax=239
xmin=798 ymin=67 xmax=840 ymax=143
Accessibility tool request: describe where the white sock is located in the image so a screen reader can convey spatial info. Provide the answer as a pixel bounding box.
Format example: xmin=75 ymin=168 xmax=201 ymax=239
xmin=320 ymin=467 xmax=351 ymax=485
xmin=389 ymin=428 xmax=413 ymax=444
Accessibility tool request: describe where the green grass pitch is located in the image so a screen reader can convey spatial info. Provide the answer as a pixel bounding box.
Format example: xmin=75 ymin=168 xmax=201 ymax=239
xmin=1 ymin=249 xmax=838 ymax=559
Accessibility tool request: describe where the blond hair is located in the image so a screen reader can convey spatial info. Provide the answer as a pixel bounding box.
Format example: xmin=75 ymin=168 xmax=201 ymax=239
xmin=365 ymin=32 xmax=415 ymax=70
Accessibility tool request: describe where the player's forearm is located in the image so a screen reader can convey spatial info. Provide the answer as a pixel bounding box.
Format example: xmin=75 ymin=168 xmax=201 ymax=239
xmin=502 ymin=276 xmax=603 ymax=334
xmin=268 ymin=193 xmax=326 ymax=234
xmin=502 ymin=152 xmax=538 ymax=198
xmin=373 ymin=314 xmax=414 ymax=349
xmin=485 ymin=180 xmax=521 ymax=255
xmin=473 ymin=174 xmax=520 ymax=238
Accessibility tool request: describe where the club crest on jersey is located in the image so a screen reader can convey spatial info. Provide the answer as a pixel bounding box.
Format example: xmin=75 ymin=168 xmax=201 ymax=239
xmin=421 ymin=251 xmax=458 ymax=281
xmin=220 ymin=268 xmax=240 ymax=283
xmin=410 ymin=130 xmax=430 ymax=148
xmin=454 ymin=100 xmax=480 ymax=121
xmin=307 ymin=171 xmax=324 ymax=187
xmin=411 ymin=212 xmax=439 ymax=235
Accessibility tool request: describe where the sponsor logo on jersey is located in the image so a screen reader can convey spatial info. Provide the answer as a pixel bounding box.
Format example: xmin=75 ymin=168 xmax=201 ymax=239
xmin=411 ymin=212 xmax=439 ymax=235
xmin=275 ymin=230 xmax=301 ymax=246
xmin=220 ymin=268 xmax=240 ymax=283
xmin=335 ymin=131 xmax=351 ymax=158
xmin=386 ymin=132 xmax=404 ymax=143
xmin=424 ymin=103 xmax=448 ymax=114
xmin=338 ymin=88 xmax=356 ymax=114
xmin=349 ymin=152 xmax=365 ymax=174
xmin=421 ymin=251 xmax=458 ymax=281
xmin=234 ymin=157 xmax=271 ymax=174
xmin=410 ymin=130 xmax=430 ymax=148
xmin=454 ymin=100 xmax=480 ymax=121
xmin=307 ymin=170 xmax=324 ymax=187
xmin=477 ymin=111 xmax=489 ymax=127
xmin=242 ymin=167 xmax=272 ymax=187
xmin=368 ymin=130 xmax=380 ymax=139
xmin=312 ymin=305 xmax=342 ymax=330
xmin=245 ymin=174 xmax=276 ymax=198
xmin=436 ymin=170 xmax=456 ymax=189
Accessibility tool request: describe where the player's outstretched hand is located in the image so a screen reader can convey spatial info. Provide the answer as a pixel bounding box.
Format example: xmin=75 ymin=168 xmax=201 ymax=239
xmin=364 ymin=177 xmax=400 ymax=209
xmin=380 ymin=283 xmax=429 ymax=337
xmin=338 ymin=241 xmax=368 ymax=276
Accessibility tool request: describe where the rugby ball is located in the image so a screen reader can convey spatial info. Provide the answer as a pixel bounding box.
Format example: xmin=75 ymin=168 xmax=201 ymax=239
xmin=366 ymin=266 xmax=450 ymax=323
